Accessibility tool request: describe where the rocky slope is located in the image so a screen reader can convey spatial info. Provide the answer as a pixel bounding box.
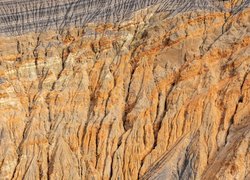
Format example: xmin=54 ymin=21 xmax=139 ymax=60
xmin=0 ymin=0 xmax=250 ymax=35
xmin=0 ymin=0 xmax=250 ymax=179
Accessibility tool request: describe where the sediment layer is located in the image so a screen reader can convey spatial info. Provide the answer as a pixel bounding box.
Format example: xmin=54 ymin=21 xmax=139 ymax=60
xmin=0 ymin=0 xmax=250 ymax=35
xmin=0 ymin=0 xmax=249 ymax=180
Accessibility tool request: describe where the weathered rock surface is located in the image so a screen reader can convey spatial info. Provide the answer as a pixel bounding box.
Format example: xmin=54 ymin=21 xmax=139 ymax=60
xmin=0 ymin=0 xmax=250 ymax=179
xmin=0 ymin=0 xmax=250 ymax=35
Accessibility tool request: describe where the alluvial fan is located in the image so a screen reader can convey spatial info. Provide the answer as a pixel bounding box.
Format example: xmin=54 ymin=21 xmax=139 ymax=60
xmin=0 ymin=0 xmax=249 ymax=180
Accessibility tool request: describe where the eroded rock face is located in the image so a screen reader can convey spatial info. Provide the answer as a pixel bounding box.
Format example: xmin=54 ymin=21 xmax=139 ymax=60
xmin=0 ymin=0 xmax=249 ymax=179
xmin=0 ymin=0 xmax=249 ymax=35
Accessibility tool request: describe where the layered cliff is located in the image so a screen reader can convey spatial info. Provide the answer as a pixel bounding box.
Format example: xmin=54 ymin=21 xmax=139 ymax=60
xmin=0 ymin=0 xmax=250 ymax=179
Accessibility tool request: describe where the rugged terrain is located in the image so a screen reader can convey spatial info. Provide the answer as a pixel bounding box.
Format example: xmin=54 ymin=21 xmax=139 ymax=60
xmin=0 ymin=0 xmax=250 ymax=179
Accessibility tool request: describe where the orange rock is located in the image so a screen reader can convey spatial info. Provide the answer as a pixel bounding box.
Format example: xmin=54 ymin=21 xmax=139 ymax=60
xmin=0 ymin=5 xmax=249 ymax=180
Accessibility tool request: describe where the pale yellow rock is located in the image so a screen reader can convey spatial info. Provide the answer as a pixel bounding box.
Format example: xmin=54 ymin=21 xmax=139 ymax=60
xmin=0 ymin=5 xmax=249 ymax=180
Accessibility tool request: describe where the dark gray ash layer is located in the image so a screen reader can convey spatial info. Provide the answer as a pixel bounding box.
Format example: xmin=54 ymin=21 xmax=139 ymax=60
xmin=0 ymin=0 xmax=249 ymax=35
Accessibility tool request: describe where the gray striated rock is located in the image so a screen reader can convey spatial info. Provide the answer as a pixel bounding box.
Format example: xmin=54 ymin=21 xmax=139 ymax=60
xmin=0 ymin=0 xmax=250 ymax=35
